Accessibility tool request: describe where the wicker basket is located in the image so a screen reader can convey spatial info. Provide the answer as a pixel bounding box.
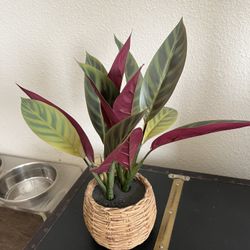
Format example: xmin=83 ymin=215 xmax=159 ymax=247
xmin=83 ymin=174 xmax=157 ymax=250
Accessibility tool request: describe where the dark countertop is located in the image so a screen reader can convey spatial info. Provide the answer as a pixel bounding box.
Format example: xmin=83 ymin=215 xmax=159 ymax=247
xmin=25 ymin=165 xmax=250 ymax=250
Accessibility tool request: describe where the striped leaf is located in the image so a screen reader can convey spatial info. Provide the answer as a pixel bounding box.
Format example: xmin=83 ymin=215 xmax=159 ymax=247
xmin=143 ymin=107 xmax=178 ymax=143
xmin=114 ymin=35 xmax=143 ymax=114
xmin=113 ymin=67 xmax=142 ymax=120
xmin=141 ymin=18 xmax=187 ymax=121
xmin=21 ymin=98 xmax=84 ymax=157
xmin=80 ymin=58 xmax=117 ymax=141
xmin=108 ymin=35 xmax=131 ymax=90
xmin=85 ymin=75 xmax=119 ymax=127
xmin=79 ymin=63 xmax=118 ymax=105
xmin=84 ymin=77 xmax=106 ymax=141
xmin=104 ymin=110 xmax=145 ymax=157
xmin=92 ymin=128 xmax=143 ymax=174
xmin=18 ymin=84 xmax=94 ymax=161
xmin=85 ymin=52 xmax=107 ymax=74
xmin=151 ymin=120 xmax=250 ymax=150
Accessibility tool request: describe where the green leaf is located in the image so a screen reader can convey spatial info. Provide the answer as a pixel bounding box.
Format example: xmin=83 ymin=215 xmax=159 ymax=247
xmin=84 ymin=79 xmax=106 ymax=141
xmin=21 ymin=98 xmax=84 ymax=157
xmin=114 ymin=35 xmax=143 ymax=114
xmin=80 ymin=63 xmax=119 ymax=105
xmin=104 ymin=110 xmax=145 ymax=157
xmin=80 ymin=57 xmax=118 ymax=141
xmin=141 ymin=18 xmax=187 ymax=121
xmin=85 ymin=52 xmax=107 ymax=74
xmin=143 ymin=107 xmax=178 ymax=143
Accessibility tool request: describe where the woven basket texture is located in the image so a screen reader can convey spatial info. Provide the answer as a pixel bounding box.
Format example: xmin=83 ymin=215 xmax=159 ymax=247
xmin=83 ymin=174 xmax=157 ymax=250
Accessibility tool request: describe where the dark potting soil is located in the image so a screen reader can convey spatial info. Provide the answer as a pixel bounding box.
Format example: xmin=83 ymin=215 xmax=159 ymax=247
xmin=92 ymin=179 xmax=145 ymax=208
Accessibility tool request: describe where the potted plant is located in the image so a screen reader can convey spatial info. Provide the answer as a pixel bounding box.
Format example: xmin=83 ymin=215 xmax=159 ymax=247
xmin=18 ymin=19 xmax=250 ymax=249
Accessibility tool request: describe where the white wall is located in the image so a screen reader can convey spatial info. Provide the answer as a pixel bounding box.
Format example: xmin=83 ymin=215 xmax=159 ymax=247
xmin=1 ymin=0 xmax=250 ymax=178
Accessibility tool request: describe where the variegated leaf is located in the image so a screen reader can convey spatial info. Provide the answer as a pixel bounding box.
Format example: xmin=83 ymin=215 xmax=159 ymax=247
xmin=21 ymin=98 xmax=84 ymax=157
xmin=91 ymin=128 xmax=143 ymax=174
xmin=85 ymin=52 xmax=107 ymax=74
xmin=80 ymin=58 xmax=116 ymax=141
xmin=85 ymin=75 xmax=119 ymax=127
xmin=151 ymin=120 xmax=250 ymax=150
xmin=79 ymin=63 xmax=118 ymax=105
xmin=104 ymin=111 xmax=145 ymax=157
xmin=18 ymin=84 xmax=94 ymax=161
xmin=114 ymin=35 xmax=143 ymax=114
xmin=84 ymin=78 xmax=106 ymax=141
xmin=141 ymin=18 xmax=187 ymax=121
xmin=143 ymin=107 xmax=177 ymax=143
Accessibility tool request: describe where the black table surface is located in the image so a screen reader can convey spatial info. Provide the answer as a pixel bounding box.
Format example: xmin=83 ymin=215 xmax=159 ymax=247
xmin=26 ymin=165 xmax=250 ymax=250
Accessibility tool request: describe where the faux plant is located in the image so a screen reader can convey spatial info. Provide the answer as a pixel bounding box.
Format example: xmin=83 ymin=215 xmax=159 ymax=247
xmin=19 ymin=19 xmax=250 ymax=201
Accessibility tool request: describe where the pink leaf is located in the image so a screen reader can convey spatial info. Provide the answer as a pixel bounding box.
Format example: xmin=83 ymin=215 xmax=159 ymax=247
xmin=151 ymin=120 xmax=250 ymax=150
xmin=17 ymin=84 xmax=94 ymax=162
xmin=113 ymin=66 xmax=143 ymax=120
xmin=91 ymin=128 xmax=143 ymax=173
xmin=84 ymin=77 xmax=119 ymax=127
xmin=108 ymin=35 xmax=131 ymax=90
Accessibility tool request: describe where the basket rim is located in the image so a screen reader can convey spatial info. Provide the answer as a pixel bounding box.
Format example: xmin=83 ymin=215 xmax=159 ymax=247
xmin=84 ymin=173 xmax=153 ymax=211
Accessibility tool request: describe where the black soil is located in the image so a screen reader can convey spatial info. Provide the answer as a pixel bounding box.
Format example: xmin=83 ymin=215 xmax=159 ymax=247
xmin=93 ymin=179 xmax=145 ymax=208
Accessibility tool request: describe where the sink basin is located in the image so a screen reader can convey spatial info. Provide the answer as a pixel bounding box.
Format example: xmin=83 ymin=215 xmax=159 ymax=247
xmin=0 ymin=162 xmax=57 ymax=206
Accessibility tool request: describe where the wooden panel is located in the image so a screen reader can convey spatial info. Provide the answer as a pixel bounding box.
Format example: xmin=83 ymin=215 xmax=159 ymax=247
xmin=0 ymin=207 xmax=43 ymax=250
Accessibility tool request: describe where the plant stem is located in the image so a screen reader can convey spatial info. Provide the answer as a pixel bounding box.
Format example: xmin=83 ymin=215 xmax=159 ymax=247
xmin=121 ymin=146 xmax=152 ymax=192
xmin=83 ymin=158 xmax=93 ymax=168
xmin=140 ymin=149 xmax=153 ymax=164
xmin=116 ymin=163 xmax=125 ymax=186
xmin=106 ymin=162 xmax=115 ymax=200
xmin=83 ymin=157 xmax=107 ymax=196
xmin=92 ymin=173 xmax=107 ymax=194
xmin=122 ymin=179 xmax=131 ymax=192
xmin=123 ymin=162 xmax=143 ymax=192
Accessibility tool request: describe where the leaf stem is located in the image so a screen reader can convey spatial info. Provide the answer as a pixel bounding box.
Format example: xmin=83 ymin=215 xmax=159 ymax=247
xmin=83 ymin=157 xmax=107 ymax=196
xmin=92 ymin=173 xmax=107 ymax=194
xmin=106 ymin=162 xmax=115 ymax=200
xmin=140 ymin=149 xmax=153 ymax=164
xmin=83 ymin=158 xmax=94 ymax=168
xmin=116 ymin=163 xmax=125 ymax=186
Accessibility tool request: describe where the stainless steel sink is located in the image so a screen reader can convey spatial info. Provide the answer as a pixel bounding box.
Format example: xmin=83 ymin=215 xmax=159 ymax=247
xmin=0 ymin=154 xmax=84 ymax=219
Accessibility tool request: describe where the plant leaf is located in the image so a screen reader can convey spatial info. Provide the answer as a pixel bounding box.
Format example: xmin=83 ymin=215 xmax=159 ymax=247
xmin=141 ymin=18 xmax=187 ymax=121
xmin=85 ymin=76 xmax=119 ymax=127
xmin=113 ymin=67 xmax=142 ymax=120
xmin=114 ymin=35 xmax=143 ymax=114
xmin=80 ymin=58 xmax=117 ymax=141
xmin=104 ymin=110 xmax=145 ymax=157
xmin=128 ymin=128 xmax=143 ymax=166
xmin=143 ymin=107 xmax=177 ymax=143
xmin=79 ymin=63 xmax=118 ymax=105
xmin=92 ymin=128 xmax=143 ymax=174
xmin=116 ymin=127 xmax=143 ymax=168
xmin=21 ymin=98 xmax=84 ymax=157
xmin=85 ymin=52 xmax=107 ymax=74
xmin=151 ymin=120 xmax=250 ymax=150
xmin=108 ymin=35 xmax=131 ymax=90
xmin=18 ymin=84 xmax=94 ymax=161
